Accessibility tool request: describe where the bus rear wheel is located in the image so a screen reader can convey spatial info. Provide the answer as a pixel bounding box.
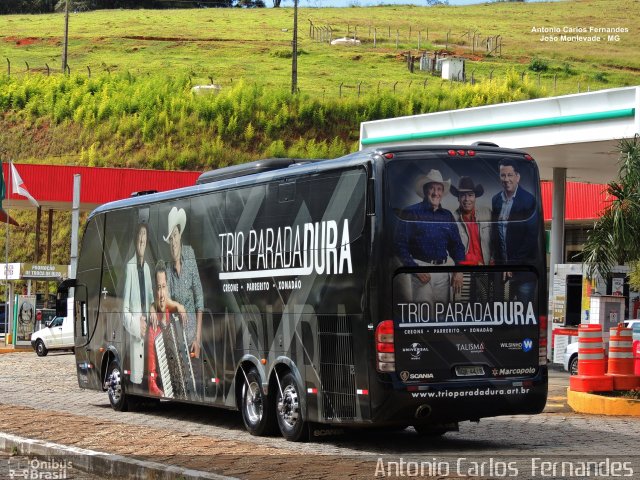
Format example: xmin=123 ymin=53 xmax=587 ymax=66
xmin=276 ymin=372 xmax=307 ymax=442
xmin=106 ymin=360 xmax=128 ymax=412
xmin=241 ymin=367 xmax=276 ymax=436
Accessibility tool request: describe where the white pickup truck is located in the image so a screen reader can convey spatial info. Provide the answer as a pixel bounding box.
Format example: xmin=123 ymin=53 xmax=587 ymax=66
xmin=30 ymin=316 xmax=74 ymax=356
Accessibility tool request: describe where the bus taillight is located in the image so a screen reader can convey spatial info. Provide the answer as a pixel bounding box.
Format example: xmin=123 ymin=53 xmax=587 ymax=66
xmin=376 ymin=320 xmax=395 ymax=372
xmin=539 ymin=315 xmax=548 ymax=366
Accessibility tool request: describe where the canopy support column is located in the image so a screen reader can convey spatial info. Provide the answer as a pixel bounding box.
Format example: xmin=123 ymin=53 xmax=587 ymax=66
xmin=548 ymin=167 xmax=566 ymax=359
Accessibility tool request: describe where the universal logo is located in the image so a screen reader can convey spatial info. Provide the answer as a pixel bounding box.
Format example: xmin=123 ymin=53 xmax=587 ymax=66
xmin=400 ymin=370 xmax=435 ymax=381
xmin=403 ymin=342 xmax=429 ymax=360
xmin=456 ymin=342 xmax=485 ymax=353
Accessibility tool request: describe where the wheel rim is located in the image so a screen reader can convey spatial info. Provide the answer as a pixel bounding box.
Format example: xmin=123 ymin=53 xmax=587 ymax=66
xmin=570 ymin=359 xmax=578 ymax=376
xmin=108 ymin=367 xmax=122 ymax=403
xmin=36 ymin=342 xmax=44 ymax=354
xmin=245 ymin=381 xmax=263 ymax=424
xmin=278 ymin=384 xmax=300 ymax=429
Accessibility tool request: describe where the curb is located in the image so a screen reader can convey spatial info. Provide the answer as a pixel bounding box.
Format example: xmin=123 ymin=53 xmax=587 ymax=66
xmin=0 ymin=432 xmax=237 ymax=480
xmin=567 ymin=387 xmax=640 ymax=416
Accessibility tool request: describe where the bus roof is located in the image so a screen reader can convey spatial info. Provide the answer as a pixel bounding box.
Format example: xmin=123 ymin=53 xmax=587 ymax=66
xmin=89 ymin=143 xmax=533 ymax=218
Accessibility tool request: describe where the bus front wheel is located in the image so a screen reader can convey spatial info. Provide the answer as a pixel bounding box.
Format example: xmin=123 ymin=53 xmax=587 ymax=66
xmin=276 ymin=372 xmax=307 ymax=442
xmin=240 ymin=367 xmax=276 ymax=436
xmin=106 ymin=360 xmax=128 ymax=412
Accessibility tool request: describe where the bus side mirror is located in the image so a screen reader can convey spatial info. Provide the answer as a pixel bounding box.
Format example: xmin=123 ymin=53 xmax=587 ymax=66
xmin=56 ymin=279 xmax=76 ymax=317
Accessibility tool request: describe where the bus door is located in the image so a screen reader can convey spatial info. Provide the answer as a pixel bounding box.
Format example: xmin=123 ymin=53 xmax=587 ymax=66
xmin=73 ymin=214 xmax=106 ymax=390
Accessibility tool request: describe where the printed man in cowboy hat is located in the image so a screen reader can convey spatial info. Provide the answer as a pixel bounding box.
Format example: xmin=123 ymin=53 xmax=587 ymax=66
xmin=452 ymin=176 xmax=493 ymax=301
xmin=451 ymin=176 xmax=492 ymax=267
xmin=396 ymin=169 xmax=465 ymax=310
xmin=162 ymin=206 xmax=204 ymax=360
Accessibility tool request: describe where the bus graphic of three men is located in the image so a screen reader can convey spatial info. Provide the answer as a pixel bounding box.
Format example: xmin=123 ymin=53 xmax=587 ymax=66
xmin=395 ymin=158 xmax=537 ymax=312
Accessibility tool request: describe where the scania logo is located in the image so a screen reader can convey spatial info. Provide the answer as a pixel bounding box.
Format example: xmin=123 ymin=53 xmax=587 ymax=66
xmin=400 ymin=370 xmax=434 ymax=381
xmin=402 ymin=342 xmax=429 ymax=360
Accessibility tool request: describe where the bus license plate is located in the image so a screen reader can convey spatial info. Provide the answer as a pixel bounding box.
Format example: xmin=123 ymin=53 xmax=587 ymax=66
xmin=455 ymin=366 xmax=484 ymax=377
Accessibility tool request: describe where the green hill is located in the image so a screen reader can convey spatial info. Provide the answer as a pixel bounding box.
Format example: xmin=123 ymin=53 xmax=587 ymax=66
xmin=0 ymin=0 xmax=637 ymax=272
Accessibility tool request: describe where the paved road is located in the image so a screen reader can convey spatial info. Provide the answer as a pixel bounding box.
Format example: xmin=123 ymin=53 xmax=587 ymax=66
xmin=1 ymin=351 xmax=639 ymax=478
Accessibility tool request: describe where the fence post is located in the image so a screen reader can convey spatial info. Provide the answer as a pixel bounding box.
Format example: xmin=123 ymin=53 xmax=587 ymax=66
xmin=87 ymin=66 xmax=91 ymax=78
xmin=446 ymin=30 xmax=450 ymax=51
xmin=339 ymin=82 xmax=343 ymax=98
xmin=309 ymin=19 xmax=313 ymax=38
xmin=554 ymin=74 xmax=557 ymax=93
xmin=358 ymin=81 xmax=362 ymax=98
xmin=396 ymin=30 xmax=399 ymax=49
xmin=374 ymin=28 xmax=377 ymax=48
xmin=45 ymin=63 xmax=50 ymax=76
xmin=418 ymin=31 xmax=421 ymax=50
xmin=393 ymin=81 xmax=398 ymax=94
xmin=489 ymin=69 xmax=494 ymax=82
xmin=25 ymin=61 xmax=29 ymax=73
xmin=6 ymin=58 xmax=9 ymax=77
xmin=423 ymin=78 xmax=428 ymax=89
xmin=521 ymin=70 xmax=525 ymax=82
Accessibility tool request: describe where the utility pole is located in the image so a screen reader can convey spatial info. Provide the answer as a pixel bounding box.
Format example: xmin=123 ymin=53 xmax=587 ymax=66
xmin=62 ymin=0 xmax=69 ymax=73
xmin=291 ymin=0 xmax=298 ymax=94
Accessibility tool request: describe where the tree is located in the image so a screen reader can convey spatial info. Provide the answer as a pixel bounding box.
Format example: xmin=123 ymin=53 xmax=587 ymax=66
xmin=583 ymin=135 xmax=640 ymax=283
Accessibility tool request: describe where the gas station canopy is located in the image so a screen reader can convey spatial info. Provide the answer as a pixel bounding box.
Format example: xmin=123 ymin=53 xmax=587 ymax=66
xmin=360 ymin=86 xmax=640 ymax=184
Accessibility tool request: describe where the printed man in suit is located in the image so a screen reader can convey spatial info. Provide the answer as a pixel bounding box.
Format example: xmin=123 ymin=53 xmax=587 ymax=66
xmin=491 ymin=158 xmax=538 ymax=306
xmin=122 ymin=212 xmax=153 ymax=385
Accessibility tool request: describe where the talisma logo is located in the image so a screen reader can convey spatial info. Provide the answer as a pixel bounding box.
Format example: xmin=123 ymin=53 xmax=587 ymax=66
xmin=456 ymin=342 xmax=485 ymax=354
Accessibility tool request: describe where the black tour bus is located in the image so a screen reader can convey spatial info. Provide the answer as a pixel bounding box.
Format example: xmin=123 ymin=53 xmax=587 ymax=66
xmin=57 ymin=144 xmax=547 ymax=441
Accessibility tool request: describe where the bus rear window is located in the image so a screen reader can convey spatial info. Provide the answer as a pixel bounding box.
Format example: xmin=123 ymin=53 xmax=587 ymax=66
xmin=386 ymin=153 xmax=542 ymax=270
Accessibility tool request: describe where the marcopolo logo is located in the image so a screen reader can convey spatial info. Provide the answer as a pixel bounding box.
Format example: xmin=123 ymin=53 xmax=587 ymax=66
xmin=491 ymin=366 xmax=536 ymax=377
xmin=402 ymin=342 xmax=429 ymax=360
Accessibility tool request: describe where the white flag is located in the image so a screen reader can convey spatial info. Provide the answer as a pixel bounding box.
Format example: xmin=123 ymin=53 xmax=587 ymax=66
xmin=11 ymin=162 xmax=39 ymax=208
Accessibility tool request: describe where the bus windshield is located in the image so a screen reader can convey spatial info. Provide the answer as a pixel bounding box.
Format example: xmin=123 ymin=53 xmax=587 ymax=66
xmin=386 ymin=151 xmax=544 ymax=383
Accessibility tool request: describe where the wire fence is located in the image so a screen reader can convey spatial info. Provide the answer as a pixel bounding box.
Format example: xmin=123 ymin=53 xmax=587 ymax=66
xmin=3 ymin=54 xmax=607 ymax=100
xmin=308 ymin=21 xmax=503 ymax=56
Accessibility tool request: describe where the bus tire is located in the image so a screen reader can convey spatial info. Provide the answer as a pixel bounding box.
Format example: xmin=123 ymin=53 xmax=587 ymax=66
xmin=106 ymin=360 xmax=128 ymax=412
xmin=276 ymin=372 xmax=307 ymax=442
xmin=240 ymin=367 xmax=276 ymax=436
xmin=35 ymin=340 xmax=48 ymax=357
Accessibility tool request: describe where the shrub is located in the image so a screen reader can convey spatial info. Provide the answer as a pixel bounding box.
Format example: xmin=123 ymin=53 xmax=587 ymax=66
xmin=528 ymin=57 xmax=549 ymax=72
